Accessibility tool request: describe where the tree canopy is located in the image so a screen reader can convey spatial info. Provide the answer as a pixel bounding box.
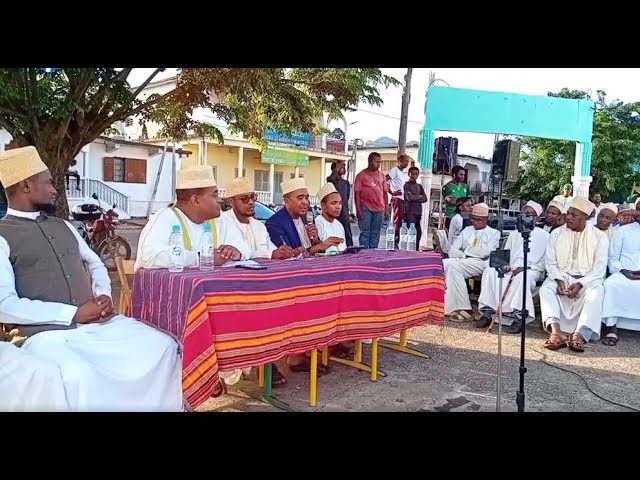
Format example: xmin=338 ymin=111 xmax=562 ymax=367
xmin=0 ymin=68 xmax=399 ymax=216
xmin=509 ymin=88 xmax=640 ymax=204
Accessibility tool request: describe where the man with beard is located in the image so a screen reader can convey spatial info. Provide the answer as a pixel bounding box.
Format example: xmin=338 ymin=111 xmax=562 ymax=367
xmin=223 ymin=176 xmax=297 ymax=260
xmin=594 ymin=203 xmax=617 ymax=240
xmin=539 ymin=197 xmax=608 ymax=352
xmin=327 ymin=160 xmax=353 ymax=247
xmin=136 ymin=165 xmax=250 ymax=271
xmin=543 ymin=201 xmax=564 ymax=233
xmin=0 ymin=146 xmax=183 ymax=411
xmin=315 ymin=183 xmax=346 ymax=254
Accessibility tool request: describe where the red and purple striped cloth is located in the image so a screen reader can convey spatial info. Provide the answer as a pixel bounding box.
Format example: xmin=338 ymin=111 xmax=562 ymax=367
xmin=131 ymin=250 xmax=445 ymax=409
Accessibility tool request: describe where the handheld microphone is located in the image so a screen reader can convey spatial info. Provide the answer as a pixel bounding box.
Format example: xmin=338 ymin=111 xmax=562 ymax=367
xmin=305 ymin=210 xmax=315 ymax=225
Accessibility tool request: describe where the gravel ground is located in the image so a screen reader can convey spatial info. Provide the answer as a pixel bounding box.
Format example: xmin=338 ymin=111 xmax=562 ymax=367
xmin=114 ymin=221 xmax=640 ymax=413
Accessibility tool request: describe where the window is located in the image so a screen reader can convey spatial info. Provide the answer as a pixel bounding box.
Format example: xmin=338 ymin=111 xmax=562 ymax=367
xmin=481 ymin=171 xmax=489 ymax=183
xmin=290 ymin=173 xmax=304 ymax=179
xmin=235 ymin=168 xmax=247 ymax=178
xmin=103 ymin=156 xmax=147 ymax=183
xmin=254 ymin=170 xmax=270 ymax=191
xmin=125 ymin=117 xmax=134 ymax=127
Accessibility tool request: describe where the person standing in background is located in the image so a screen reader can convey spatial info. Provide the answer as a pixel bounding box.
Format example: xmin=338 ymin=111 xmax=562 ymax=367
xmin=442 ymin=166 xmax=468 ymax=229
xmin=327 ymin=160 xmax=353 ymax=247
xmin=403 ymin=166 xmax=427 ymax=250
xmin=354 ymin=152 xmax=389 ymax=249
xmin=387 ymin=154 xmax=410 ymax=247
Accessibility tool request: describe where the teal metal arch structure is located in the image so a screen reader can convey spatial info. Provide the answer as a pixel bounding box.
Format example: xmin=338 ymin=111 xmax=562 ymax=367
xmin=416 ymin=85 xmax=596 ymax=248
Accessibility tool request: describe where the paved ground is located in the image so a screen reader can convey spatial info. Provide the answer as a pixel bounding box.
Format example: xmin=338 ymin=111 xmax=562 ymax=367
xmin=114 ymin=219 xmax=640 ymax=413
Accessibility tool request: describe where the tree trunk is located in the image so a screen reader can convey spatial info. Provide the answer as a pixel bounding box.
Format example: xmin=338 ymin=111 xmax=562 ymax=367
xmin=38 ymin=144 xmax=73 ymax=219
xmin=398 ymin=68 xmax=413 ymax=157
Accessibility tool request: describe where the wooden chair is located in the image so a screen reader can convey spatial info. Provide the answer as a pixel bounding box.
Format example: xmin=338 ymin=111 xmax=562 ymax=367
xmin=115 ymin=256 xmax=136 ymax=315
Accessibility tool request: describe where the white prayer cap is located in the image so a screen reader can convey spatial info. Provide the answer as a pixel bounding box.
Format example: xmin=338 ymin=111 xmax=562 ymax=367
xmin=176 ymin=165 xmax=216 ymax=190
xmin=226 ymin=177 xmax=253 ymax=198
xmin=567 ymin=197 xmax=595 ymax=216
xmin=618 ymin=203 xmax=633 ymax=213
xmin=524 ymin=201 xmax=543 ymax=216
xmin=0 ymin=146 xmax=49 ymax=188
xmin=281 ymin=177 xmax=307 ymax=196
xmin=635 ymin=197 xmax=640 ymax=208
xmin=471 ymin=202 xmax=489 ymax=217
xmin=317 ymin=183 xmax=338 ymax=202
xmin=547 ymin=201 xmax=563 ymax=213
xmin=599 ymin=202 xmax=618 ymax=215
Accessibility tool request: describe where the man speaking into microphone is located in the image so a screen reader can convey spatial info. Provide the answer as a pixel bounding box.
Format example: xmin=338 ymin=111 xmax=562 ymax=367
xmin=266 ymin=177 xmax=342 ymax=255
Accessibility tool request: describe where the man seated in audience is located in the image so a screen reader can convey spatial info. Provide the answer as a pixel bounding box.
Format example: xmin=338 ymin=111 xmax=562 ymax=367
xmin=136 ymin=165 xmax=251 ymax=271
xmin=0 ymin=335 xmax=69 ymax=411
xmin=552 ymin=183 xmax=573 ymax=210
xmin=601 ymin=216 xmax=640 ymax=346
xmin=223 ymin=177 xmax=297 ymax=260
xmin=539 ymin=197 xmax=608 ymax=352
xmin=0 ymin=146 xmax=183 ymax=411
xmin=614 ymin=204 xmax=634 ymax=228
xmin=476 ymin=201 xmax=549 ymax=333
xmin=136 ymin=165 xmax=251 ymax=395
xmin=543 ymin=201 xmax=564 ymax=233
xmin=444 ymin=203 xmax=501 ymax=321
xmin=315 ymin=183 xmax=347 ymax=254
xmin=266 ymin=178 xmax=340 ymax=375
xmin=594 ymin=203 xmax=617 ymax=239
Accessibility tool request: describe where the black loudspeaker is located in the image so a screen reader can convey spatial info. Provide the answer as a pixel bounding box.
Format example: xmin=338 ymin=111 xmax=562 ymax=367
xmin=491 ymin=139 xmax=521 ymax=183
xmin=432 ymin=136 xmax=458 ymax=174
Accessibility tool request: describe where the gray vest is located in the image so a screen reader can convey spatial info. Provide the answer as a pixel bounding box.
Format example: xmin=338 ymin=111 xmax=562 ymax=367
xmin=0 ymin=214 xmax=94 ymax=338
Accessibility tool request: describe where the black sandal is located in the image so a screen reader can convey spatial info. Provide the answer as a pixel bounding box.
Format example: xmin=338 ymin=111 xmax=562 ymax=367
xmin=602 ymin=333 xmax=619 ymax=346
xmin=289 ymin=357 xmax=331 ymax=376
xmin=272 ymin=364 xmax=288 ymax=388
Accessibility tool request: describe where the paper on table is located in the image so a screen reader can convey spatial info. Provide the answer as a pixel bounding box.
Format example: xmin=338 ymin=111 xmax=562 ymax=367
xmin=221 ymin=259 xmax=260 ymax=268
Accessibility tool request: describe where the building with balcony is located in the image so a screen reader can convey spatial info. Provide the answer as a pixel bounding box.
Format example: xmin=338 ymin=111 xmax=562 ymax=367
xmin=116 ymin=76 xmax=351 ymax=207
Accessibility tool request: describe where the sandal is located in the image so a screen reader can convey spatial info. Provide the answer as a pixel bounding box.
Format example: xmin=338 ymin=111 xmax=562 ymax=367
xmin=212 ymin=378 xmax=228 ymax=398
xmin=272 ymin=364 xmax=287 ymax=388
xmin=602 ymin=333 xmax=619 ymax=347
xmin=289 ymin=357 xmax=332 ymax=376
xmin=544 ymin=333 xmax=567 ymax=350
xmin=447 ymin=311 xmax=474 ymax=323
xmin=568 ymin=332 xmax=586 ymax=352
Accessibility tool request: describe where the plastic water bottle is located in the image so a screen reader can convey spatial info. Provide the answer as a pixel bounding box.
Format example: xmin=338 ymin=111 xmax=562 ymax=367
xmin=385 ymin=222 xmax=395 ymax=250
xmin=408 ymin=223 xmax=417 ymax=251
xmin=168 ymin=225 xmax=184 ymax=273
xmin=399 ymin=222 xmax=409 ymax=251
xmin=199 ymin=223 xmax=214 ymax=271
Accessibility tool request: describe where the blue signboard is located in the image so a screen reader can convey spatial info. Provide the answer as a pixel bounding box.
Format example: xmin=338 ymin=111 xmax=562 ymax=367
xmin=263 ymin=129 xmax=311 ymax=147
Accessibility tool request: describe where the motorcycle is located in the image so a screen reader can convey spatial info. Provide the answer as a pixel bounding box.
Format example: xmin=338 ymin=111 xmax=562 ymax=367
xmin=70 ymin=193 xmax=132 ymax=271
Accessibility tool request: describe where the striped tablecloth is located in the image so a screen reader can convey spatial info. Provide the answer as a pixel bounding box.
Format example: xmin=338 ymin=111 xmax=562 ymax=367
xmin=131 ymin=250 xmax=445 ymax=409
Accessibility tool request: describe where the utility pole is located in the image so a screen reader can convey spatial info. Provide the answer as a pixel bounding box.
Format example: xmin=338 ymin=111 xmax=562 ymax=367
xmin=398 ymin=68 xmax=413 ymax=156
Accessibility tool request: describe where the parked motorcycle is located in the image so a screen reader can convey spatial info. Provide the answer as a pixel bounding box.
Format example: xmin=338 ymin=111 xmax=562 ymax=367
xmin=71 ymin=193 xmax=132 ymax=271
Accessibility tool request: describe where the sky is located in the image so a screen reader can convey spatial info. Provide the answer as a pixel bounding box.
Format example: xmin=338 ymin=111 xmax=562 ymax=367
xmin=129 ymin=68 xmax=640 ymax=158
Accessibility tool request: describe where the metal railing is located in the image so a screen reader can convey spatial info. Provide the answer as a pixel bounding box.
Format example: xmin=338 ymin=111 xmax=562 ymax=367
xmin=65 ymin=177 xmax=131 ymax=215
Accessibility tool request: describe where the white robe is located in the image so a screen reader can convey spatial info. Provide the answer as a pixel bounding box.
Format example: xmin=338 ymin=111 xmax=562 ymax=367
xmin=0 ymin=208 xmax=183 ymax=411
xmin=552 ymin=195 xmax=573 ymax=210
xmin=136 ymin=207 xmax=250 ymax=386
xmin=444 ymin=225 xmax=501 ymax=314
xmin=602 ymin=222 xmax=640 ymax=331
xmin=315 ymin=215 xmax=347 ymax=254
xmin=445 ymin=214 xmax=464 ymax=253
xmin=478 ymin=227 xmax=549 ymax=325
xmin=222 ymin=210 xmax=277 ymax=259
xmin=135 ymin=206 xmax=252 ymax=271
xmin=0 ymin=341 xmax=69 ymax=412
xmin=539 ymin=224 xmax=608 ymax=341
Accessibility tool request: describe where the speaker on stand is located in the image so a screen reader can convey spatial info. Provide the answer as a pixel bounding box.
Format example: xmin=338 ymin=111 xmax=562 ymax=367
xmin=432 ymin=137 xmax=459 ymax=230
xmin=490 ymin=139 xmax=522 ymax=235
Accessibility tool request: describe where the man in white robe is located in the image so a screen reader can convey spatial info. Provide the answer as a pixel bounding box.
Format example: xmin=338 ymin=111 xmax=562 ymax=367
xmin=594 ymin=203 xmax=617 ymax=241
xmin=136 ymin=165 xmax=251 ymax=272
xmin=314 ymin=183 xmax=347 ymax=254
xmin=136 ymin=165 xmax=252 ymax=394
xmin=543 ymin=201 xmax=564 ymax=233
xmin=601 ymin=221 xmax=640 ymax=345
xmin=539 ymin=197 xmax=609 ymax=352
xmin=222 ymin=177 xmax=297 ymax=260
xmin=0 ymin=339 xmax=69 ymax=411
xmin=552 ymin=183 xmax=573 ymax=210
xmin=476 ymin=201 xmax=550 ymax=333
xmin=444 ymin=203 xmax=501 ymax=321
xmin=0 ymin=146 xmax=183 ymax=411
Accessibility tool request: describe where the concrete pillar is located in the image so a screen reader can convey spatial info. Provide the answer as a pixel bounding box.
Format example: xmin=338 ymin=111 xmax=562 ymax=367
xmin=571 ymin=141 xmax=593 ymax=199
xmin=269 ymin=163 xmax=275 ymax=204
xmin=294 ymin=166 xmax=300 ymax=178
xmin=319 ymin=157 xmax=326 ymax=187
xmin=418 ymin=128 xmax=436 ymax=250
xmin=237 ymin=146 xmax=244 ymax=177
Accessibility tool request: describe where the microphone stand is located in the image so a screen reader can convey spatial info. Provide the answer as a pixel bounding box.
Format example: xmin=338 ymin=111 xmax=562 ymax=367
xmin=516 ymin=230 xmax=531 ymax=413
xmin=494 ymin=265 xmax=505 ymax=412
